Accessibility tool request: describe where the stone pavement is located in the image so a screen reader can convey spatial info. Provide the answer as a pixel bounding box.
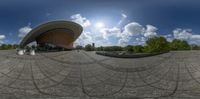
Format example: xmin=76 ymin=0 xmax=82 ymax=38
xmin=0 ymin=50 xmax=200 ymax=99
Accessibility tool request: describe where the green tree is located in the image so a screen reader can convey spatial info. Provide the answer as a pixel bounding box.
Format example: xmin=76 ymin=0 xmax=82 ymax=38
xmin=190 ymin=44 xmax=200 ymax=50
xmin=84 ymin=44 xmax=93 ymax=51
xmin=96 ymin=46 xmax=104 ymax=51
xmin=13 ymin=44 xmax=19 ymax=49
xmin=124 ymin=45 xmax=134 ymax=52
xmin=146 ymin=36 xmax=170 ymax=52
xmin=1 ymin=44 xmax=8 ymax=50
xmin=133 ymin=45 xmax=144 ymax=53
xmin=170 ymin=39 xmax=190 ymax=50
xmin=76 ymin=45 xmax=83 ymax=50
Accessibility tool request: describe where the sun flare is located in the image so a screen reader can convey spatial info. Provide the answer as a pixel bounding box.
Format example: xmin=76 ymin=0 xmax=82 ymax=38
xmin=95 ymin=22 xmax=105 ymax=29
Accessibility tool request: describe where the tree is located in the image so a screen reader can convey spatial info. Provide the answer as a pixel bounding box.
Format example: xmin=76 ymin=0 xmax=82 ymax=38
xmin=84 ymin=44 xmax=93 ymax=51
xmin=96 ymin=46 xmax=104 ymax=51
xmin=13 ymin=44 xmax=19 ymax=49
xmin=1 ymin=44 xmax=6 ymax=50
xmin=124 ymin=45 xmax=134 ymax=52
xmin=76 ymin=45 xmax=83 ymax=50
xmin=170 ymin=39 xmax=190 ymax=50
xmin=133 ymin=45 xmax=144 ymax=53
xmin=146 ymin=36 xmax=170 ymax=52
xmin=190 ymin=44 xmax=200 ymax=50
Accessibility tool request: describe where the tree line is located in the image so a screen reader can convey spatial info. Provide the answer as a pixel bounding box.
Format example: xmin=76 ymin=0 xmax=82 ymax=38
xmin=83 ymin=36 xmax=200 ymax=53
xmin=0 ymin=36 xmax=199 ymax=52
xmin=0 ymin=44 xmax=19 ymax=50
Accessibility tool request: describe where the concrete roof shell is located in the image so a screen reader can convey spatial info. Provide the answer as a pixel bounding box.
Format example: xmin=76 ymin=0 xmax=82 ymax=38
xmin=20 ymin=21 xmax=83 ymax=48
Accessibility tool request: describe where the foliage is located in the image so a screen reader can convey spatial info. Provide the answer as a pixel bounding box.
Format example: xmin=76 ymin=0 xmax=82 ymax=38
xmin=170 ymin=39 xmax=190 ymax=50
xmin=95 ymin=46 xmax=123 ymax=51
xmin=0 ymin=44 xmax=19 ymax=50
xmin=84 ymin=44 xmax=93 ymax=51
xmin=95 ymin=46 xmax=104 ymax=51
xmin=103 ymin=46 xmax=123 ymax=51
xmin=145 ymin=36 xmax=170 ymax=52
xmin=124 ymin=45 xmax=134 ymax=52
xmin=133 ymin=45 xmax=144 ymax=53
xmin=190 ymin=44 xmax=200 ymax=50
xmin=76 ymin=45 xmax=83 ymax=50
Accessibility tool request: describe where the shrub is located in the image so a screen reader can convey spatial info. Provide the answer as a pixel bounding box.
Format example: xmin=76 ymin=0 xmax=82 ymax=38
xmin=170 ymin=39 xmax=190 ymax=50
xmin=133 ymin=45 xmax=144 ymax=53
xmin=84 ymin=44 xmax=93 ymax=51
xmin=146 ymin=36 xmax=170 ymax=52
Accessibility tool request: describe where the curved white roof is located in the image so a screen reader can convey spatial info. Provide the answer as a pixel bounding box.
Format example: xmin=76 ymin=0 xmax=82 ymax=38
xmin=20 ymin=20 xmax=83 ymax=47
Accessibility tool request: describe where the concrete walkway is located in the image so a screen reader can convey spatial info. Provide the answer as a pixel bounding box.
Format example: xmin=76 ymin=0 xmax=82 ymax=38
xmin=0 ymin=50 xmax=199 ymax=99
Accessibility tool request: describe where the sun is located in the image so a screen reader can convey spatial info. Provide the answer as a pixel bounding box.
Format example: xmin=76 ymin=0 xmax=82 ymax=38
xmin=95 ymin=22 xmax=105 ymax=29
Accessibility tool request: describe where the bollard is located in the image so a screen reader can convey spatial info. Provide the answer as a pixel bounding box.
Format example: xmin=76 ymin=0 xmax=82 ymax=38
xmin=30 ymin=50 xmax=35 ymax=55
xmin=18 ymin=50 xmax=24 ymax=55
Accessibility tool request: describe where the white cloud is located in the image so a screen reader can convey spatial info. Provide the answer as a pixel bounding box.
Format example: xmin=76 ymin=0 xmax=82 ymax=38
xmin=173 ymin=28 xmax=192 ymax=40
xmin=70 ymin=14 xmax=91 ymax=28
xmin=70 ymin=13 xmax=189 ymax=46
xmin=18 ymin=26 xmax=32 ymax=38
xmin=75 ymin=31 xmax=93 ymax=46
xmin=135 ymin=37 xmax=146 ymax=45
xmin=163 ymin=34 xmax=173 ymax=42
xmin=118 ymin=22 xmax=144 ymax=44
xmin=0 ymin=35 xmax=5 ymax=44
xmin=0 ymin=35 xmax=5 ymax=40
xmin=118 ymin=22 xmax=144 ymax=45
xmin=144 ymin=25 xmax=158 ymax=38
xmin=100 ymin=27 xmax=121 ymax=40
xmin=117 ymin=23 xmax=159 ymax=45
xmin=123 ymin=22 xmax=144 ymax=35
xmin=191 ymin=35 xmax=200 ymax=40
xmin=118 ymin=22 xmax=159 ymax=45
xmin=172 ymin=28 xmax=200 ymax=45
xmin=118 ymin=13 xmax=127 ymax=25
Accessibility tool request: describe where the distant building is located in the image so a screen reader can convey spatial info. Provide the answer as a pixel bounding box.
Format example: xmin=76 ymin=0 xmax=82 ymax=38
xmin=92 ymin=43 xmax=95 ymax=48
xmin=20 ymin=21 xmax=83 ymax=50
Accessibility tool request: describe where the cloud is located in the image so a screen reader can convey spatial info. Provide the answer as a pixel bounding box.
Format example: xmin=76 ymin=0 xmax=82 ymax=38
xmin=123 ymin=22 xmax=144 ymax=35
xmin=75 ymin=31 xmax=92 ymax=46
xmin=70 ymin=13 xmax=162 ymax=46
xmin=163 ymin=34 xmax=173 ymax=42
xmin=117 ymin=22 xmax=158 ymax=45
xmin=0 ymin=35 xmax=5 ymax=44
xmin=191 ymin=35 xmax=200 ymax=40
xmin=118 ymin=13 xmax=127 ymax=25
xmin=70 ymin=14 xmax=91 ymax=28
xmin=135 ymin=37 xmax=146 ymax=45
xmin=173 ymin=28 xmax=192 ymax=40
xmin=118 ymin=22 xmax=144 ymax=45
xmin=18 ymin=26 xmax=32 ymax=38
xmin=0 ymin=35 xmax=5 ymax=40
xmin=117 ymin=22 xmax=159 ymax=45
xmin=173 ymin=28 xmax=200 ymax=44
xmin=100 ymin=27 xmax=121 ymax=40
xmin=144 ymin=25 xmax=158 ymax=38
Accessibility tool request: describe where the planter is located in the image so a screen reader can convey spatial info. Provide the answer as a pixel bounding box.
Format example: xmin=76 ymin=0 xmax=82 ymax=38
xmin=96 ymin=51 xmax=169 ymax=58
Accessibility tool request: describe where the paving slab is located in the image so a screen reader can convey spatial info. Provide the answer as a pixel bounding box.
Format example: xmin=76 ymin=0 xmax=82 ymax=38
xmin=0 ymin=50 xmax=199 ymax=98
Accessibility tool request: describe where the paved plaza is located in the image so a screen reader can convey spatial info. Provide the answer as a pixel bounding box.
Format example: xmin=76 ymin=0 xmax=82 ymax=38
xmin=0 ymin=50 xmax=200 ymax=99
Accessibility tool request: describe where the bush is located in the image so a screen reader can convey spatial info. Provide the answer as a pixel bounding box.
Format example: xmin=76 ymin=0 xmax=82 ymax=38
xmin=190 ymin=44 xmax=200 ymax=50
xmin=170 ymin=39 xmax=190 ymax=50
xmin=133 ymin=45 xmax=144 ymax=53
xmin=124 ymin=45 xmax=134 ymax=52
xmin=0 ymin=44 xmax=18 ymax=50
xmin=84 ymin=44 xmax=93 ymax=51
xmin=146 ymin=36 xmax=170 ymax=52
xmin=76 ymin=45 xmax=83 ymax=50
